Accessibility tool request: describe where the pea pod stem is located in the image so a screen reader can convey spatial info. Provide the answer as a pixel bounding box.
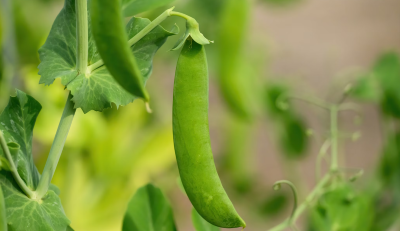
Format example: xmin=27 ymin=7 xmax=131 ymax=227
xmin=0 ymin=131 xmax=35 ymax=199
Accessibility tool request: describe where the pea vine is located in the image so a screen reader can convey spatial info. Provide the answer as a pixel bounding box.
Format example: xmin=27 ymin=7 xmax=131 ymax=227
xmin=268 ymin=87 xmax=364 ymax=231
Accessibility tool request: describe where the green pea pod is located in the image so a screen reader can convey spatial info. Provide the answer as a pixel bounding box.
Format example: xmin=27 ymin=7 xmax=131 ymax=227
xmin=218 ymin=0 xmax=253 ymax=120
xmin=0 ymin=185 xmax=6 ymax=231
xmin=91 ymin=0 xmax=149 ymax=101
xmin=173 ymin=39 xmax=246 ymax=228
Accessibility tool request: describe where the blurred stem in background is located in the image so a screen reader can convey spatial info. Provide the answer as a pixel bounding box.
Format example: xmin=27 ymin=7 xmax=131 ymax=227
xmin=0 ymin=0 xmax=18 ymax=111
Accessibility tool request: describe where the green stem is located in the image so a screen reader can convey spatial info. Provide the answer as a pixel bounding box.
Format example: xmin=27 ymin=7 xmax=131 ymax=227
xmin=0 ymin=0 xmax=19 ymax=111
xmin=330 ymin=105 xmax=339 ymax=171
xmin=36 ymin=93 xmax=76 ymax=199
xmin=0 ymin=131 xmax=35 ymax=198
xmin=277 ymin=93 xmax=331 ymax=111
xmin=35 ymin=0 xmax=86 ymax=199
xmin=316 ymin=139 xmax=331 ymax=181
xmin=76 ymin=0 xmax=88 ymax=75
xmin=87 ymin=7 xmax=175 ymax=73
xmin=169 ymin=11 xmax=193 ymax=21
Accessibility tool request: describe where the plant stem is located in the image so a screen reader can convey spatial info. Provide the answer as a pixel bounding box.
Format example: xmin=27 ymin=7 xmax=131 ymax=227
xmin=76 ymin=0 xmax=88 ymax=75
xmin=0 ymin=0 xmax=19 ymax=111
xmin=276 ymin=93 xmax=331 ymax=112
xmin=35 ymin=0 xmax=85 ymax=198
xmin=169 ymin=11 xmax=193 ymax=21
xmin=36 ymin=93 xmax=76 ymax=199
xmin=330 ymin=105 xmax=339 ymax=171
xmin=0 ymin=131 xmax=35 ymax=198
xmin=316 ymin=139 xmax=331 ymax=181
xmin=87 ymin=7 xmax=175 ymax=73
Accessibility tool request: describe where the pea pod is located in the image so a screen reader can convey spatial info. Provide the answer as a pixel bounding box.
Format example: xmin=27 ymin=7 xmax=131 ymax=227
xmin=218 ymin=0 xmax=253 ymax=120
xmin=173 ymin=39 xmax=246 ymax=228
xmin=91 ymin=0 xmax=149 ymax=101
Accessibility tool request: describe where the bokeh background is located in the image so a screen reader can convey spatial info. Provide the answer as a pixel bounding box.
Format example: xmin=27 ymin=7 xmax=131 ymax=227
xmin=1 ymin=0 xmax=400 ymax=230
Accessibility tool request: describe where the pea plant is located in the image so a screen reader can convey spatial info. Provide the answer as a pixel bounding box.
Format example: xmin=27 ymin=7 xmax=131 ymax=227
xmin=1 ymin=0 xmax=400 ymax=230
xmin=0 ymin=0 xmax=244 ymax=230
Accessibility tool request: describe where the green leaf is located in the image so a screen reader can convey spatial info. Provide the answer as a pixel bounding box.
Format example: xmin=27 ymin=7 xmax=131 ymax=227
xmin=373 ymin=52 xmax=400 ymax=118
xmin=122 ymin=0 xmax=175 ymax=17
xmin=279 ymin=115 xmax=309 ymax=159
xmin=192 ymin=208 xmax=220 ymax=231
xmin=122 ymin=184 xmax=177 ymax=231
xmin=350 ymin=74 xmax=381 ymax=103
xmin=258 ymin=192 xmax=288 ymax=216
xmin=0 ymin=90 xmax=70 ymax=231
xmin=0 ymin=185 xmax=6 ymax=231
xmin=0 ymin=90 xmax=41 ymax=188
xmin=309 ymin=184 xmax=374 ymax=231
xmin=0 ymin=171 xmax=70 ymax=231
xmin=91 ymin=0 xmax=149 ymax=101
xmin=38 ymin=0 xmax=176 ymax=113
xmin=379 ymin=131 xmax=400 ymax=191
xmin=264 ymin=84 xmax=289 ymax=118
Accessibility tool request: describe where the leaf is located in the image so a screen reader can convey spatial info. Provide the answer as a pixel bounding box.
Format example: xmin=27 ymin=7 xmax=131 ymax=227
xmin=258 ymin=192 xmax=288 ymax=216
xmin=264 ymin=83 xmax=289 ymax=118
xmin=192 ymin=208 xmax=220 ymax=231
xmin=308 ymin=184 xmax=374 ymax=231
xmin=0 ymin=90 xmax=41 ymax=188
xmin=0 ymin=185 xmax=6 ymax=231
xmin=91 ymin=0 xmax=149 ymax=101
xmin=122 ymin=0 xmax=175 ymax=17
xmin=379 ymin=131 xmax=400 ymax=190
xmin=122 ymin=184 xmax=177 ymax=231
xmin=264 ymin=83 xmax=309 ymax=159
xmin=0 ymin=90 xmax=70 ymax=231
xmin=350 ymin=74 xmax=381 ymax=103
xmin=279 ymin=115 xmax=309 ymax=159
xmin=373 ymin=52 xmax=400 ymax=118
xmin=38 ymin=0 xmax=177 ymax=113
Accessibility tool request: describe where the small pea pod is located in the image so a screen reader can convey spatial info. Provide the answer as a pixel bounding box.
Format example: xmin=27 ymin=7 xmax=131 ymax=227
xmin=173 ymin=39 xmax=246 ymax=228
xmin=217 ymin=0 xmax=254 ymax=120
xmin=91 ymin=0 xmax=149 ymax=101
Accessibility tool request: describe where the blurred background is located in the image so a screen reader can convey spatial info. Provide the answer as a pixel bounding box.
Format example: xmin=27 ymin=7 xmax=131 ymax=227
xmin=1 ymin=0 xmax=400 ymax=230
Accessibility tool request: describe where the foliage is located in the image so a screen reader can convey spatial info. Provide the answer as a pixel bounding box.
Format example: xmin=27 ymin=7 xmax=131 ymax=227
xmin=0 ymin=91 xmax=70 ymax=231
xmin=122 ymin=184 xmax=177 ymax=231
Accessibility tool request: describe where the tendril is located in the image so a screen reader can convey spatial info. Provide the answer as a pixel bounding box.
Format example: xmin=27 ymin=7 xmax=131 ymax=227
xmin=273 ymin=180 xmax=298 ymax=222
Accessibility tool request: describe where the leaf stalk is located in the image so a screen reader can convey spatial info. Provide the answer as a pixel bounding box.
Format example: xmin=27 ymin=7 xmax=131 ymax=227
xmin=0 ymin=131 xmax=35 ymax=198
